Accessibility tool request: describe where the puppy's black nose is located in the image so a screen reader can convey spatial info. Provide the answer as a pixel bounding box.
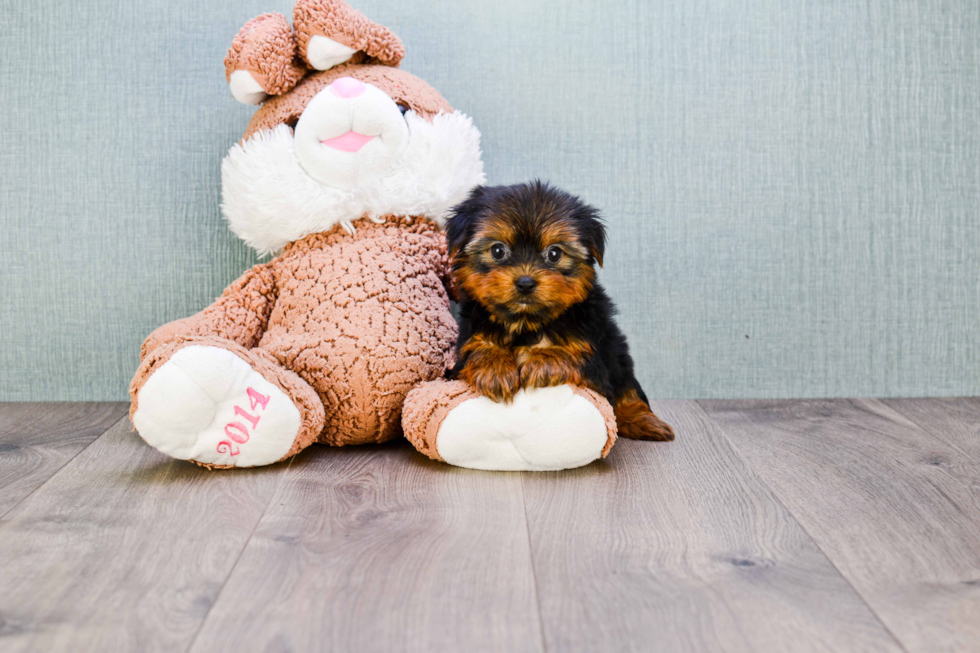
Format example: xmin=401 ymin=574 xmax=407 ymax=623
xmin=515 ymin=275 xmax=537 ymax=295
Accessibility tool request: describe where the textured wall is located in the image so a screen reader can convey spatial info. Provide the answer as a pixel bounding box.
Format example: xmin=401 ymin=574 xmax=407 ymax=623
xmin=1 ymin=0 xmax=978 ymax=401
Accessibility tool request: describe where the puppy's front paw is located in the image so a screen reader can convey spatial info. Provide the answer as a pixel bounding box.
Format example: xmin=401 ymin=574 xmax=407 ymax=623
xmin=518 ymin=348 xmax=583 ymax=390
xmin=460 ymin=351 xmax=520 ymax=403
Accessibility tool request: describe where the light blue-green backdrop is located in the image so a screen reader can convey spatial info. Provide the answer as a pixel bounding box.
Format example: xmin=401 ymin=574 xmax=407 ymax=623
xmin=1 ymin=0 xmax=978 ymax=401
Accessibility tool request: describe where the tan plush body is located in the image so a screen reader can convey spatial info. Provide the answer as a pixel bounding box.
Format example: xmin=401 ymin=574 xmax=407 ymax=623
xmin=130 ymin=0 xmax=617 ymax=469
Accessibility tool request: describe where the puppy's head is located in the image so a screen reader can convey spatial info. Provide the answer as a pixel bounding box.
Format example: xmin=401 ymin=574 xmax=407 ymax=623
xmin=447 ymin=181 xmax=606 ymax=333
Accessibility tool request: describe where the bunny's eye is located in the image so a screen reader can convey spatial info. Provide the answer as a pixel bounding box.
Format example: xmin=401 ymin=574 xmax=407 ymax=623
xmin=396 ymin=102 xmax=410 ymax=116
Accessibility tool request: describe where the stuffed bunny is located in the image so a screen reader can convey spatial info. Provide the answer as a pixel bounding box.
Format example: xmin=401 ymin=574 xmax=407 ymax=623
xmin=131 ymin=0 xmax=479 ymax=467
xmin=131 ymin=0 xmax=617 ymax=471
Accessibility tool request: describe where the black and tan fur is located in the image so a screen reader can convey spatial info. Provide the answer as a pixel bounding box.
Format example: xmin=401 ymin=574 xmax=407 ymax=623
xmin=446 ymin=181 xmax=674 ymax=441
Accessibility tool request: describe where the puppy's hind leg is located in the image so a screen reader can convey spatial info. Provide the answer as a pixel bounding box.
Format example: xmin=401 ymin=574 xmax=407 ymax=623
xmin=613 ymin=388 xmax=675 ymax=441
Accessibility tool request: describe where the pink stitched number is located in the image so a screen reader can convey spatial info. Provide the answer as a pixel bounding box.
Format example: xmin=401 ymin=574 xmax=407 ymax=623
xmin=216 ymin=441 xmax=240 ymax=456
xmin=247 ymin=387 xmax=270 ymax=411
xmin=234 ymin=406 xmax=261 ymax=429
xmin=224 ymin=421 xmax=250 ymax=444
xmin=216 ymin=387 xmax=272 ymax=456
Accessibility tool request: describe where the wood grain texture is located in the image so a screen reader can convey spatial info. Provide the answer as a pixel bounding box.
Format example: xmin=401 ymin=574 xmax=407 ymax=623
xmin=6 ymin=399 xmax=980 ymax=652
xmin=702 ymin=398 xmax=980 ymax=653
xmin=0 ymin=418 xmax=288 ymax=653
xmin=521 ymin=400 xmax=902 ymax=653
xmin=0 ymin=402 xmax=128 ymax=517
xmin=880 ymin=397 xmax=980 ymax=457
xmin=189 ymin=442 xmax=543 ymax=653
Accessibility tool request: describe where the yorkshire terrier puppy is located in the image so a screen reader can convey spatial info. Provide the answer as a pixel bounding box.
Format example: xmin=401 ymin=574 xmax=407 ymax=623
xmin=446 ymin=181 xmax=674 ymax=441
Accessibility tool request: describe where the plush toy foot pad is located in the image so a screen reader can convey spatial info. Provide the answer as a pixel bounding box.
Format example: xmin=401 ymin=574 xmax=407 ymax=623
xmin=432 ymin=384 xmax=612 ymax=472
xmin=133 ymin=346 xmax=302 ymax=467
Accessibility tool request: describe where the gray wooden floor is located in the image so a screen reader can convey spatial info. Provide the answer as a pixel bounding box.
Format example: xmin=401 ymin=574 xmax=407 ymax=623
xmin=1 ymin=399 xmax=978 ymax=652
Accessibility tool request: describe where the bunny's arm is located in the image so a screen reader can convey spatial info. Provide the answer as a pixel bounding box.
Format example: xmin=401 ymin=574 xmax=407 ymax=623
xmin=429 ymin=230 xmax=458 ymax=301
xmin=141 ymin=262 xmax=278 ymax=360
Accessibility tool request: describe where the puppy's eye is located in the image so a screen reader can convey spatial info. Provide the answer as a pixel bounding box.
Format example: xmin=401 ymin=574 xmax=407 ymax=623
xmin=396 ymin=102 xmax=410 ymax=116
xmin=546 ymin=246 xmax=563 ymax=263
xmin=489 ymin=242 xmax=508 ymax=261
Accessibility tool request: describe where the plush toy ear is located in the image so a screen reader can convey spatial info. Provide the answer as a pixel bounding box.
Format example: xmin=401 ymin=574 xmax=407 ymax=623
xmin=293 ymin=0 xmax=405 ymax=71
xmin=445 ymin=186 xmax=488 ymax=259
xmin=225 ymin=13 xmax=307 ymax=105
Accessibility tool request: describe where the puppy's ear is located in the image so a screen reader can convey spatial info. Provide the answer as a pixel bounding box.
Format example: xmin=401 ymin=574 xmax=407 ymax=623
xmin=578 ymin=205 xmax=606 ymax=267
xmin=446 ymin=186 xmax=488 ymax=259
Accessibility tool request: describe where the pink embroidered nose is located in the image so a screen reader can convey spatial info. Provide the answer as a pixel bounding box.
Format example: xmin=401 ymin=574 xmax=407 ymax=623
xmin=329 ymin=77 xmax=366 ymax=99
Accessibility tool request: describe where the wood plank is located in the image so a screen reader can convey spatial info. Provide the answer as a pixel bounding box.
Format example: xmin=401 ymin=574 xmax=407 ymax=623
xmin=189 ymin=441 xmax=543 ymax=653
xmin=702 ymin=398 xmax=980 ymax=653
xmin=0 ymin=417 xmax=287 ymax=653
xmin=0 ymin=402 xmax=128 ymax=517
xmin=521 ymin=400 xmax=901 ymax=653
xmin=880 ymin=397 xmax=980 ymax=456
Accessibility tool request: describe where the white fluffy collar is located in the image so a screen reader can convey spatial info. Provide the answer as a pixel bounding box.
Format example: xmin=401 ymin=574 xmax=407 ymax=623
xmin=220 ymin=111 xmax=485 ymax=256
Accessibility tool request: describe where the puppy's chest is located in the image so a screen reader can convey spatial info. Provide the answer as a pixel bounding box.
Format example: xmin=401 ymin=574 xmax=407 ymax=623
xmin=514 ymin=334 xmax=551 ymax=365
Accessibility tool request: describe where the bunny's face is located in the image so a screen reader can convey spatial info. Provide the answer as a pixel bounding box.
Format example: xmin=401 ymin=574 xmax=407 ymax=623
xmin=219 ymin=1 xmax=484 ymax=255
xmin=242 ymin=62 xmax=457 ymax=192
xmin=293 ymin=76 xmax=408 ymax=191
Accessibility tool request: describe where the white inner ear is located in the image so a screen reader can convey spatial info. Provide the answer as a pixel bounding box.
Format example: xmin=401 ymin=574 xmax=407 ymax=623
xmin=306 ymin=35 xmax=357 ymax=71
xmin=229 ymin=70 xmax=268 ymax=105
